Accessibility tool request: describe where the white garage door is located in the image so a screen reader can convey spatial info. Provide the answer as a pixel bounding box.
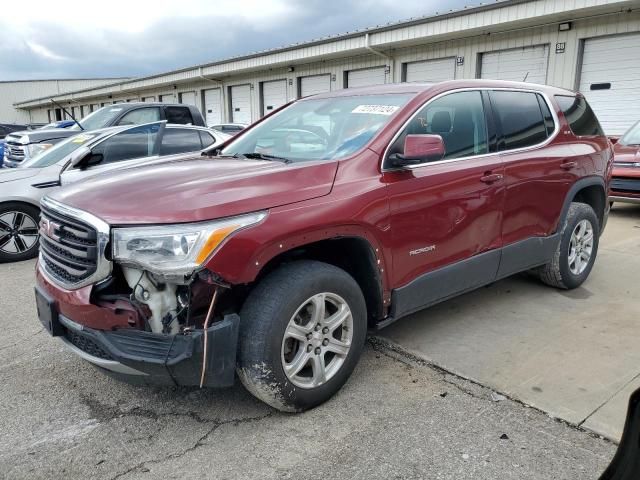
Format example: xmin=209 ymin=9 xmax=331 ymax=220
xmin=180 ymin=91 xmax=197 ymax=106
xmin=300 ymin=74 xmax=331 ymax=97
xmin=262 ymin=80 xmax=287 ymax=116
xmin=230 ymin=85 xmax=252 ymax=124
xmin=204 ymin=88 xmax=222 ymax=126
xmin=481 ymin=45 xmax=549 ymax=84
xmin=346 ymin=67 xmax=387 ymax=88
xmin=579 ymin=33 xmax=640 ymax=135
xmin=142 ymin=97 xmax=155 ymax=103
xmin=159 ymin=94 xmax=176 ymax=104
xmin=405 ymin=58 xmax=456 ymax=82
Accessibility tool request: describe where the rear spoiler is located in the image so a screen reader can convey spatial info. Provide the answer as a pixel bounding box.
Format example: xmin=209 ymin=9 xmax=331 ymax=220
xmin=599 ymin=387 xmax=640 ymax=479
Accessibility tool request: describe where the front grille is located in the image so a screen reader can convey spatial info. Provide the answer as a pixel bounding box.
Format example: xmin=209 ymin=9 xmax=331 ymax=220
xmin=65 ymin=329 xmax=113 ymax=360
xmin=39 ymin=204 xmax=99 ymax=286
xmin=6 ymin=143 xmax=25 ymax=160
xmin=611 ymin=178 xmax=640 ymax=194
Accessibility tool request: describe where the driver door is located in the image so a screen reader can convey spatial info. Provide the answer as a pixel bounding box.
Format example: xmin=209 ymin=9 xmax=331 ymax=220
xmin=382 ymin=90 xmax=505 ymax=318
xmin=60 ymin=122 xmax=164 ymax=185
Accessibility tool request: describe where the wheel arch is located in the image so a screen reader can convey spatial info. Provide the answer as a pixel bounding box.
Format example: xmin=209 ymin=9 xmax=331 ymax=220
xmin=252 ymin=235 xmax=387 ymax=327
xmin=558 ymin=177 xmax=606 ymax=233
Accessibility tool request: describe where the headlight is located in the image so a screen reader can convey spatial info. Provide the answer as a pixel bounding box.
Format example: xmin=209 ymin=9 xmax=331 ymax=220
xmin=112 ymin=211 xmax=267 ymax=277
xmin=27 ymin=143 xmax=53 ymax=158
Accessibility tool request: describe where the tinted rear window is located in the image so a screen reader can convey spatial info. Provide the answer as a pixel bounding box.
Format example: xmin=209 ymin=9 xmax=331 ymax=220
xmin=555 ymin=96 xmax=604 ymax=136
xmin=165 ymin=107 xmax=194 ymax=125
xmin=491 ymin=91 xmax=549 ymax=150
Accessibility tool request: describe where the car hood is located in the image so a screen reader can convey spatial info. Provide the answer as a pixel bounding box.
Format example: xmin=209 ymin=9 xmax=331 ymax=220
xmin=614 ymin=143 xmax=640 ymax=163
xmin=0 ymin=167 xmax=40 ymax=184
xmin=6 ymin=129 xmax=75 ymax=144
xmin=50 ymin=157 xmax=339 ymax=225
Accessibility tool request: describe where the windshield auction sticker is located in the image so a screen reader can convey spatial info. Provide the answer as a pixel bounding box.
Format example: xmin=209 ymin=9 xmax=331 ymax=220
xmin=352 ymin=105 xmax=400 ymax=115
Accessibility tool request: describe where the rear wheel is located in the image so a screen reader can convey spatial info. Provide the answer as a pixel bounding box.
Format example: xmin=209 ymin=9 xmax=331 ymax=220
xmin=535 ymin=202 xmax=599 ymax=289
xmin=0 ymin=203 xmax=40 ymax=263
xmin=237 ymin=260 xmax=367 ymax=412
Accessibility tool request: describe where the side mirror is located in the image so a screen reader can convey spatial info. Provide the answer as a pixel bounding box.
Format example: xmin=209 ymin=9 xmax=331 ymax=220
xmin=389 ymin=134 xmax=445 ymax=168
xmin=69 ymin=146 xmax=91 ymax=168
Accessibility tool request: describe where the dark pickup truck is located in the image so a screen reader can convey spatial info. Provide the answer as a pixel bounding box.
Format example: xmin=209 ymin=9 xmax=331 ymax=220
xmin=3 ymin=103 xmax=205 ymax=167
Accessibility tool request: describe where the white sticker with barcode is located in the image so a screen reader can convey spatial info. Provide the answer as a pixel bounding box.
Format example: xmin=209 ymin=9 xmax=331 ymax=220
xmin=352 ymin=105 xmax=399 ymax=115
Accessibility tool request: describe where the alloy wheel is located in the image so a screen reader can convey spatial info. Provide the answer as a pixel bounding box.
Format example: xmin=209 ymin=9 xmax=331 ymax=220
xmin=281 ymin=292 xmax=354 ymax=389
xmin=568 ymin=219 xmax=594 ymax=275
xmin=0 ymin=211 xmax=39 ymax=255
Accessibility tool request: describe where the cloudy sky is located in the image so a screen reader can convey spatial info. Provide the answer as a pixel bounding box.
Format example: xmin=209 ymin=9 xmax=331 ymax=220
xmin=0 ymin=0 xmax=476 ymax=81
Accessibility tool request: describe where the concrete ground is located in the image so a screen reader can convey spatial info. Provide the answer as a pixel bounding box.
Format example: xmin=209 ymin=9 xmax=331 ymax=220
xmin=0 ymin=259 xmax=616 ymax=479
xmin=379 ymin=204 xmax=640 ymax=442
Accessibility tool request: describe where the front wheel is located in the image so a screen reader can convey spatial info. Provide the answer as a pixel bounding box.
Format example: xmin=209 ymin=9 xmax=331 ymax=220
xmin=535 ymin=202 xmax=599 ymax=289
xmin=237 ymin=260 xmax=367 ymax=412
xmin=0 ymin=203 xmax=40 ymax=263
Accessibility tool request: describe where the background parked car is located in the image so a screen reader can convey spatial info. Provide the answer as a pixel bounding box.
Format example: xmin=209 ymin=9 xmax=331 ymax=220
xmin=210 ymin=123 xmax=247 ymax=136
xmin=38 ymin=120 xmax=76 ymax=130
xmin=0 ymin=122 xmax=228 ymax=262
xmin=609 ymin=120 xmax=640 ymax=205
xmin=0 ymin=123 xmax=29 ymax=168
xmin=3 ymin=102 xmax=206 ymax=168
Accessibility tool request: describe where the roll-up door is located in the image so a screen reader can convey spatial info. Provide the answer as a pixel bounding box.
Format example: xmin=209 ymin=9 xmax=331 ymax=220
xmin=230 ymin=85 xmax=252 ymax=124
xmin=480 ymin=45 xmax=549 ymax=84
xmin=346 ymin=67 xmax=386 ymax=88
xmin=261 ymin=80 xmax=287 ymax=116
xmin=300 ymin=74 xmax=331 ymax=97
xmin=579 ymin=33 xmax=640 ymax=135
xmin=179 ymin=91 xmax=197 ymax=106
xmin=203 ymin=88 xmax=222 ymax=126
xmin=405 ymin=58 xmax=456 ymax=82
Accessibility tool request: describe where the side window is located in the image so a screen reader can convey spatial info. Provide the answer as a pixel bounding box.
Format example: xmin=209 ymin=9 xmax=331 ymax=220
xmin=555 ymin=96 xmax=604 ymax=136
xmin=537 ymin=95 xmax=555 ymax=137
xmin=116 ymin=107 xmax=161 ymax=126
xmin=491 ymin=91 xmax=548 ymax=150
xmin=165 ymin=107 xmax=194 ymax=125
xmin=199 ymin=131 xmax=217 ymax=148
xmin=90 ymin=123 xmax=161 ymax=165
xmin=159 ymin=128 xmax=203 ymax=155
xmin=387 ymin=90 xmax=488 ymax=163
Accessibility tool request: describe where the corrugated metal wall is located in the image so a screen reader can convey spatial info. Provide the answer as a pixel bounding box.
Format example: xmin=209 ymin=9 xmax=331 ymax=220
xmin=0 ymin=79 xmax=124 ymax=123
xmin=21 ymin=4 xmax=640 ymax=128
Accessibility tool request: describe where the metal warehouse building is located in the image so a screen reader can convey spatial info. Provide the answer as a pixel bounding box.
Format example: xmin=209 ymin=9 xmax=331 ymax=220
xmin=13 ymin=0 xmax=640 ymax=135
xmin=0 ymin=78 xmax=126 ymax=124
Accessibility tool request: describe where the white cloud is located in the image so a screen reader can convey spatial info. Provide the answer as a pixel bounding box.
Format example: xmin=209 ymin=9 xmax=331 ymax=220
xmin=26 ymin=41 xmax=68 ymax=61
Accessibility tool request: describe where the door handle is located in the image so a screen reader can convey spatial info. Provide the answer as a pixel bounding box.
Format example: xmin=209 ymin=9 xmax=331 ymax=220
xmin=561 ymin=161 xmax=577 ymax=170
xmin=480 ymin=173 xmax=503 ymax=184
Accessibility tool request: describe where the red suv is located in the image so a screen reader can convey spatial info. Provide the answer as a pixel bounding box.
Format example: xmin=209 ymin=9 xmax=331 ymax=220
xmin=34 ymin=80 xmax=611 ymax=412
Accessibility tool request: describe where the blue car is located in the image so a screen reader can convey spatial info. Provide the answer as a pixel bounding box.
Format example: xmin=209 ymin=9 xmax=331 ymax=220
xmin=38 ymin=120 xmax=76 ymax=129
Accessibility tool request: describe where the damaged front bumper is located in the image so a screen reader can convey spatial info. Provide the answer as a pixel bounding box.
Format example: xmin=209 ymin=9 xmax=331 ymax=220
xmin=38 ymin=288 xmax=240 ymax=388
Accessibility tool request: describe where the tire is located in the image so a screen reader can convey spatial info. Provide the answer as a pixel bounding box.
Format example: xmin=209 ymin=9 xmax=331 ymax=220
xmin=237 ymin=260 xmax=367 ymax=412
xmin=0 ymin=202 xmax=40 ymax=263
xmin=535 ymin=202 xmax=599 ymax=289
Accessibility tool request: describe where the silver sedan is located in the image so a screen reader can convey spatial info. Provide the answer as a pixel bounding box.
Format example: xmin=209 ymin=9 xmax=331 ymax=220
xmin=0 ymin=122 xmax=229 ymax=263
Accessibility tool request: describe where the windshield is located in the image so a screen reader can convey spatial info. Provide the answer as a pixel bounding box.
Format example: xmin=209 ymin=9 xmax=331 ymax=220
xmin=70 ymin=105 xmax=125 ymax=131
xmin=620 ymin=121 xmax=640 ymax=146
xmin=21 ymin=132 xmax=98 ymax=168
xmin=221 ymin=94 xmax=412 ymax=162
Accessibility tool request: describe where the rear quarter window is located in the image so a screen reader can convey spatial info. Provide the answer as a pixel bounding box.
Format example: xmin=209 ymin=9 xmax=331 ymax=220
xmin=555 ymin=96 xmax=604 ymax=136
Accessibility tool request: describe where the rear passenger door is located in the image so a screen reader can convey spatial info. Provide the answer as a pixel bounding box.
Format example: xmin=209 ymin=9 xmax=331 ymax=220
xmin=489 ymin=90 xmax=572 ymax=276
xmin=383 ymin=90 xmax=504 ymax=317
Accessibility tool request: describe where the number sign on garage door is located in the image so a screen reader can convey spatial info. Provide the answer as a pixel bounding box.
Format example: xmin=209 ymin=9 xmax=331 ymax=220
xmin=346 ymin=67 xmax=387 ymax=88
xmin=230 ymin=85 xmax=252 ymax=124
xmin=261 ymin=80 xmax=287 ymax=116
xmin=204 ymin=88 xmax=222 ymax=126
xmin=179 ymin=91 xmax=197 ymax=106
xmin=405 ymin=58 xmax=456 ymax=82
xmin=480 ymin=45 xmax=549 ymax=84
xmin=300 ymin=74 xmax=331 ymax=97
xmin=579 ymin=33 xmax=640 ymax=135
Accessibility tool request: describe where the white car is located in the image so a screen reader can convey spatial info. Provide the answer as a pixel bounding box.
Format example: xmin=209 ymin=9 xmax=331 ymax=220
xmin=0 ymin=122 xmax=229 ymax=263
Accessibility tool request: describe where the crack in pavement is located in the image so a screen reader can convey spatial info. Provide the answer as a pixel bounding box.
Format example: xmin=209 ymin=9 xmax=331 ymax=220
xmin=109 ymin=411 xmax=275 ymax=480
xmin=578 ymin=370 xmax=640 ymax=428
xmin=0 ymin=328 xmax=44 ymax=352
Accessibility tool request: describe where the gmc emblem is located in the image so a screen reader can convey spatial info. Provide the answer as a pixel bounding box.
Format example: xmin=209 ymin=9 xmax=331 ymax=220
xmin=39 ymin=217 xmax=61 ymax=241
